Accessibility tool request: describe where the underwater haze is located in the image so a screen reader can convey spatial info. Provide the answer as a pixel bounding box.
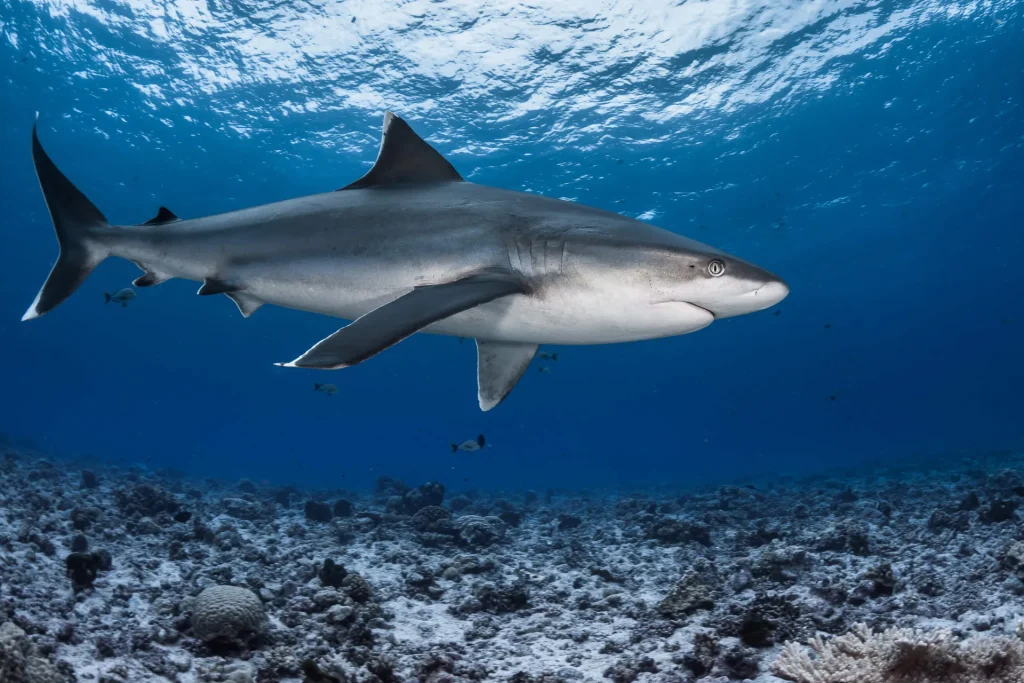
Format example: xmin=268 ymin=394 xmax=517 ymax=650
xmin=1 ymin=0 xmax=1023 ymax=492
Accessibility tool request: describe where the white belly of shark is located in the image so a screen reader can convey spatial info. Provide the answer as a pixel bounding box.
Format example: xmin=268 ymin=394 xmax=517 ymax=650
xmin=21 ymin=111 xmax=788 ymax=410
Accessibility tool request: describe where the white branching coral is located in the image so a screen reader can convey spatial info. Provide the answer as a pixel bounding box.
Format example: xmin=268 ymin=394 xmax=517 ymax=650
xmin=772 ymin=623 xmax=1024 ymax=683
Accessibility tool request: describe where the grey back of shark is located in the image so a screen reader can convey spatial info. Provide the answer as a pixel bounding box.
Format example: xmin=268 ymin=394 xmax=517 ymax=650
xmin=22 ymin=112 xmax=789 ymax=410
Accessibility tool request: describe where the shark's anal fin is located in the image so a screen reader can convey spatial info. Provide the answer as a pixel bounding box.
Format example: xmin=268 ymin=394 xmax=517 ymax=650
xmin=226 ymin=292 xmax=264 ymax=318
xmin=131 ymin=261 xmax=171 ymax=287
xmin=198 ymin=278 xmax=239 ymax=296
xmin=339 ymin=112 xmax=463 ymax=190
xmin=476 ymin=340 xmax=538 ymax=411
xmin=277 ymin=272 xmax=526 ymax=370
xmin=142 ymin=207 xmax=179 ymax=225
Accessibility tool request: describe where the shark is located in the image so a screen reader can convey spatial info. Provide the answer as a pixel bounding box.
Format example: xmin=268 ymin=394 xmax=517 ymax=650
xmin=22 ymin=112 xmax=789 ymax=410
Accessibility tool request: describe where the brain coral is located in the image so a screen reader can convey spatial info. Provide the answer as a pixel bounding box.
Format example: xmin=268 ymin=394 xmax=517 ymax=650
xmin=191 ymin=585 xmax=268 ymax=645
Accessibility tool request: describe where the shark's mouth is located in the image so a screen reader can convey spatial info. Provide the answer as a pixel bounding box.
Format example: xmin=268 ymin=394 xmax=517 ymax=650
xmin=686 ymin=302 xmax=716 ymax=320
xmin=649 ymin=299 xmax=716 ymax=335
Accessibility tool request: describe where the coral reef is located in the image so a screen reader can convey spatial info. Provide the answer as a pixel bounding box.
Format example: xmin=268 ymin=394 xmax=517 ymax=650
xmin=190 ymin=585 xmax=268 ymax=646
xmin=773 ymin=622 xmax=1024 ymax=682
xmin=0 ymin=621 xmax=68 ymax=683
xmin=0 ymin=449 xmax=1022 ymax=681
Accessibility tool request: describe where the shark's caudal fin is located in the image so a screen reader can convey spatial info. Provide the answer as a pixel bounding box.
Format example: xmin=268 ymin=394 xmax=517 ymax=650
xmin=339 ymin=112 xmax=463 ymax=190
xmin=22 ymin=119 xmax=110 ymax=321
xmin=476 ymin=340 xmax=538 ymax=411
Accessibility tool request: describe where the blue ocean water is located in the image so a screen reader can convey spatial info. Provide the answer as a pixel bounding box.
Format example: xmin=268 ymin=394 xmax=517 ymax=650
xmin=0 ymin=0 xmax=1021 ymax=493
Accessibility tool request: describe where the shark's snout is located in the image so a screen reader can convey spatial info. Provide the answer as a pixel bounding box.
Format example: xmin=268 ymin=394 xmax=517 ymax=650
xmin=683 ymin=264 xmax=788 ymax=319
xmin=754 ymin=279 xmax=789 ymax=306
xmin=711 ymin=275 xmax=788 ymax=318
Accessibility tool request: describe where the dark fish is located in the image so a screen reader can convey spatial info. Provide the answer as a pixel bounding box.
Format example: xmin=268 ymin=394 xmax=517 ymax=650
xmin=103 ymin=288 xmax=136 ymax=307
xmin=452 ymin=434 xmax=486 ymax=452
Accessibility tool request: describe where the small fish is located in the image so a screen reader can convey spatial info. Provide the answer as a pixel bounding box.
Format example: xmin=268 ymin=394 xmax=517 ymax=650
xmin=537 ymin=352 xmax=558 ymax=361
xmin=538 ymin=366 xmax=551 ymax=374
xmin=452 ymin=434 xmax=485 ymax=453
xmin=824 ymin=323 xmax=832 ymax=329
xmin=314 ymin=383 xmax=338 ymax=396
xmin=103 ymin=288 xmax=136 ymax=307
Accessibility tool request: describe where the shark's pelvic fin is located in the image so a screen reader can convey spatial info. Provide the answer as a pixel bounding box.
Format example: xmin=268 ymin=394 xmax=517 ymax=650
xmin=197 ymin=278 xmax=239 ymax=296
xmin=277 ymin=271 xmax=527 ymax=370
xmin=339 ymin=111 xmax=463 ymax=190
xmin=476 ymin=340 xmax=538 ymax=411
xmin=226 ymin=292 xmax=264 ymax=318
xmin=142 ymin=206 xmax=179 ymax=225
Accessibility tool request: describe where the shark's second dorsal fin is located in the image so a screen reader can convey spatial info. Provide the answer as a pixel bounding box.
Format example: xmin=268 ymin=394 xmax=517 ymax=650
xmin=143 ymin=207 xmax=179 ymax=225
xmin=339 ymin=112 xmax=463 ymax=190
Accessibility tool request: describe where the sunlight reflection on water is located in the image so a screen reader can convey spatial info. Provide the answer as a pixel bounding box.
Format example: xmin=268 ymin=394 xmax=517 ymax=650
xmin=10 ymin=0 xmax=1002 ymax=145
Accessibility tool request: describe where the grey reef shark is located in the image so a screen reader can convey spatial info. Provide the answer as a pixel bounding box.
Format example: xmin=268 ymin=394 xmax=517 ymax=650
xmin=22 ymin=112 xmax=788 ymax=410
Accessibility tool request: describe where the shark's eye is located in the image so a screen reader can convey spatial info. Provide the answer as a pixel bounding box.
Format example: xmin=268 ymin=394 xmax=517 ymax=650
xmin=708 ymin=259 xmax=726 ymax=277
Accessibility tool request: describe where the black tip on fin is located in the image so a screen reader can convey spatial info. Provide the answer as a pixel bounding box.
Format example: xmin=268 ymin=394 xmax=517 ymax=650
xmin=143 ymin=206 xmax=179 ymax=226
xmin=314 ymin=383 xmax=322 ymax=391
xmin=339 ymin=112 xmax=463 ymax=190
xmin=103 ymin=293 xmax=111 ymax=303
xmin=451 ymin=444 xmax=458 ymax=453
xmin=477 ymin=434 xmax=485 ymax=447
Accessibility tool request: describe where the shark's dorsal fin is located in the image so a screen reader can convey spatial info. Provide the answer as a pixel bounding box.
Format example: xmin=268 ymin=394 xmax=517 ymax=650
xmin=339 ymin=112 xmax=463 ymax=190
xmin=143 ymin=206 xmax=179 ymax=225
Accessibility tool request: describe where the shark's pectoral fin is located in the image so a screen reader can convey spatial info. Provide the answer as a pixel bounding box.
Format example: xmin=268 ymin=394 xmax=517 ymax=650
xmin=131 ymin=262 xmax=172 ymax=288
xmin=338 ymin=112 xmax=463 ymax=190
xmin=226 ymin=292 xmax=264 ymax=318
xmin=476 ymin=340 xmax=538 ymax=411
xmin=197 ymin=278 xmax=239 ymax=296
xmin=277 ymin=271 xmax=527 ymax=370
